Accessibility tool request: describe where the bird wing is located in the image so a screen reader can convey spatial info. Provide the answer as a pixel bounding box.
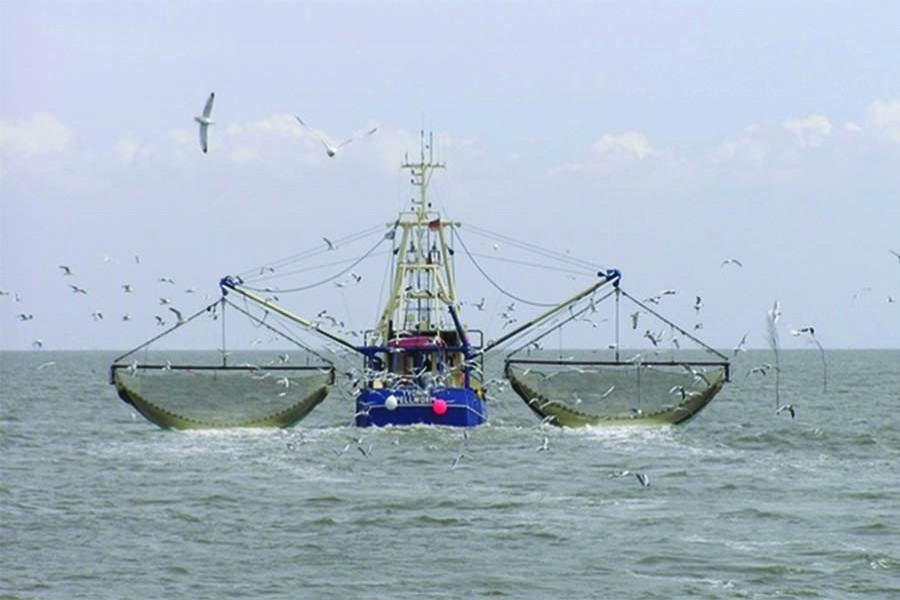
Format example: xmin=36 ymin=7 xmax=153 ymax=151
xmin=199 ymin=124 xmax=208 ymax=153
xmin=890 ymin=249 xmax=900 ymax=260
xmin=202 ymin=92 xmax=215 ymax=118
xmin=337 ymin=127 xmax=378 ymax=148
xmin=295 ymin=116 xmax=334 ymax=151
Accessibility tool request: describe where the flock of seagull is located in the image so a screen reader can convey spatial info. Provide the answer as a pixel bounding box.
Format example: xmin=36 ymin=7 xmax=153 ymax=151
xmin=4 ymin=257 xmax=203 ymax=349
xmin=193 ymin=91 xmax=376 ymax=156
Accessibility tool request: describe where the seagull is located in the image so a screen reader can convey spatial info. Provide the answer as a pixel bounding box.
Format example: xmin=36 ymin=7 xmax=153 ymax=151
xmin=159 ymin=297 xmax=171 ymax=305
xmin=69 ymin=284 xmax=87 ymax=294
xmin=194 ymin=92 xmax=215 ymax=153
xmin=890 ymin=249 xmax=900 ymax=263
xmin=852 ymin=287 xmax=872 ymax=305
xmin=37 ymin=360 xmax=56 ymax=370
xmin=276 ymin=377 xmax=291 ymax=389
xmin=791 ymin=326 xmax=816 ymax=336
xmin=669 ymin=385 xmax=688 ymax=400
xmin=121 ymin=314 xmax=132 ymax=321
xmin=732 ymin=332 xmax=749 ymax=357
xmin=91 ymin=311 xmax=104 ymax=321
xmin=747 ymin=365 xmax=770 ymax=377
xmin=643 ymin=329 xmax=662 ymax=347
xmin=295 ymin=116 xmax=377 ymax=158
xmin=121 ymin=284 xmax=133 ymax=293
xmin=32 ymin=339 xmax=44 ymax=349
xmin=323 ymin=237 xmax=336 ymax=251
xmin=451 ymin=453 xmax=465 ymax=470
xmin=168 ymin=306 xmax=184 ymax=323
xmin=17 ymin=313 xmax=34 ymax=321
xmin=537 ymin=437 xmax=550 ymax=452
xmin=776 ymin=404 xmax=796 ymax=419
xmin=768 ymin=300 xmax=781 ymax=323
xmin=155 ymin=315 xmax=166 ymax=327
xmin=601 ymin=385 xmax=616 ymax=398
xmin=693 ymin=296 xmax=703 ymax=314
xmin=159 ymin=277 xmax=175 ymax=285
xmin=721 ymin=258 xmax=743 ymax=268
xmin=59 ymin=265 xmax=73 ymax=276
xmin=635 ymin=472 xmax=651 ymax=487
xmin=630 ymin=311 xmax=641 ymax=330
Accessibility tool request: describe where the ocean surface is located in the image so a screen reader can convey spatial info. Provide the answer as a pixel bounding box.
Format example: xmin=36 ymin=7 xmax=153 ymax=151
xmin=2 ymin=350 xmax=899 ymax=599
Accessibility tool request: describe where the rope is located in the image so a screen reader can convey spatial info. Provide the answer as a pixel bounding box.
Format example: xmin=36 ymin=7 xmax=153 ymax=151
xmin=465 ymin=251 xmax=595 ymax=277
xmin=240 ymin=234 xmax=389 ymax=294
xmin=505 ymin=289 xmax=617 ymax=357
xmin=463 ymin=223 xmax=606 ymax=272
xmin=112 ymin=298 xmax=222 ymax=364
xmin=223 ymin=299 xmax=334 ymax=365
xmin=454 ymin=230 xmax=561 ymax=308
xmin=619 ymin=289 xmax=730 ymax=361
xmin=236 ymin=223 xmax=389 ymax=280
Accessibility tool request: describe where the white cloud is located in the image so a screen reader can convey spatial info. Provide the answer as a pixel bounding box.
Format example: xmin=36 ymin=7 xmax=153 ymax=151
xmin=547 ymin=162 xmax=583 ymax=176
xmin=708 ymin=124 xmax=770 ymax=167
xmin=868 ymin=99 xmax=900 ymax=143
xmin=113 ymin=139 xmax=142 ymax=164
xmin=843 ymin=121 xmax=863 ymax=134
xmin=592 ymin=132 xmax=653 ymax=160
xmin=783 ymin=114 xmax=832 ymax=148
xmin=0 ymin=112 xmax=72 ymax=159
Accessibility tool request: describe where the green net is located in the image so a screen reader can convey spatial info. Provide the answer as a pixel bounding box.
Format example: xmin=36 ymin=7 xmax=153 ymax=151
xmin=506 ymin=360 xmax=726 ymax=426
xmin=110 ymin=296 xmax=338 ymax=429
xmin=113 ymin=365 xmax=333 ymax=429
xmin=497 ymin=285 xmax=730 ymax=427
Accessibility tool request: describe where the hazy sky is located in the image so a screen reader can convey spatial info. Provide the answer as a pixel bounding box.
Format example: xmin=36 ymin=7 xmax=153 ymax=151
xmin=2 ymin=1 xmax=899 ymax=351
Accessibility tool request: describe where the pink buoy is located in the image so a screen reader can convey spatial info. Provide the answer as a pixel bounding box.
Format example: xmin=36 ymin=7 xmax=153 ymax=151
xmin=432 ymin=398 xmax=448 ymax=416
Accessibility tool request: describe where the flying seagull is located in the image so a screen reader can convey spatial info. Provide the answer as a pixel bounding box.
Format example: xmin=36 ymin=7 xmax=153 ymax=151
xmin=890 ymin=249 xmax=900 ymax=263
xmin=168 ymin=306 xmax=184 ymax=323
xmin=194 ymin=92 xmax=215 ymax=153
xmin=323 ymin=237 xmax=336 ymax=251
xmin=59 ymin=265 xmax=73 ymax=276
xmin=295 ymin=116 xmax=377 ymax=158
xmin=721 ymin=258 xmax=743 ymax=268
xmin=776 ymin=404 xmax=796 ymax=419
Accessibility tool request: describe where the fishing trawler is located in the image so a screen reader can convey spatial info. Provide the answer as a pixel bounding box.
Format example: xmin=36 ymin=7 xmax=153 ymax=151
xmin=111 ymin=132 xmax=730 ymax=429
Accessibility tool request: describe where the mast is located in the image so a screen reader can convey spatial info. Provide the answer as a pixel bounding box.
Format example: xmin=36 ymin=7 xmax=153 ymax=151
xmin=374 ymin=131 xmax=458 ymax=344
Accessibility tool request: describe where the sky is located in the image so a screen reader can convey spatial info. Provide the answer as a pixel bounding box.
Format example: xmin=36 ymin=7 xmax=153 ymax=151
xmin=1 ymin=1 xmax=899 ymax=351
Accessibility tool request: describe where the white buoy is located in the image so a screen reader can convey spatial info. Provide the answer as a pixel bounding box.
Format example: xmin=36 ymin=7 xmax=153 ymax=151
xmin=385 ymin=395 xmax=398 ymax=411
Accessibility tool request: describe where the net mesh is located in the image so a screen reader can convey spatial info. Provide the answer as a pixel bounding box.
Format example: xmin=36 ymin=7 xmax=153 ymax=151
xmin=506 ymin=360 xmax=725 ymax=426
xmin=110 ymin=296 xmax=338 ymax=429
xmin=497 ymin=285 xmax=730 ymax=426
xmin=114 ymin=365 xmax=333 ymax=429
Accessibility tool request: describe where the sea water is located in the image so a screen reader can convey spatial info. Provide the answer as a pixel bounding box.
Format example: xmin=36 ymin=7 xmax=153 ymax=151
xmin=2 ymin=350 xmax=899 ymax=598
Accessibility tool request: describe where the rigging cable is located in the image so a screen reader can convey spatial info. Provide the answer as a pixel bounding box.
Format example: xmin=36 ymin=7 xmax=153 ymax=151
xmin=454 ymin=229 xmax=565 ymax=308
xmin=463 ymin=223 xmax=606 ymax=272
xmin=240 ymin=234 xmax=390 ymax=294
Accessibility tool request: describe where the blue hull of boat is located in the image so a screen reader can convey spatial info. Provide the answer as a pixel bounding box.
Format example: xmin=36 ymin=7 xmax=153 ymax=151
xmin=356 ymin=387 xmax=486 ymax=427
